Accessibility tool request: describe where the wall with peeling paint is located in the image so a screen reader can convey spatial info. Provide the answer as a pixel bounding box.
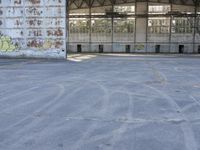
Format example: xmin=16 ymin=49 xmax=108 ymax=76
xmin=0 ymin=0 xmax=66 ymax=59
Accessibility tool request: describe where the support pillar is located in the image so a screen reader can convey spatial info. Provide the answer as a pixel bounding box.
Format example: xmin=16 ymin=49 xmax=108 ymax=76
xmin=135 ymin=2 xmax=148 ymax=53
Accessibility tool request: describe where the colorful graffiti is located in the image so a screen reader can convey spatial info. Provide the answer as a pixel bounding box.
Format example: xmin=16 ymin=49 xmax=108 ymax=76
xmin=135 ymin=44 xmax=145 ymax=51
xmin=0 ymin=35 xmax=18 ymax=52
xmin=43 ymin=40 xmax=63 ymax=49
xmin=27 ymin=39 xmax=63 ymax=50
xmin=0 ymin=0 xmax=66 ymax=58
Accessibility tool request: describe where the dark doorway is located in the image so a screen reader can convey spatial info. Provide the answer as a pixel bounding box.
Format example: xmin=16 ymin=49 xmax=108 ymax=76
xmin=77 ymin=44 xmax=82 ymax=53
xmin=155 ymin=45 xmax=160 ymax=53
xmin=126 ymin=45 xmax=131 ymax=53
xmin=179 ymin=45 xmax=184 ymax=54
xmin=99 ymin=45 xmax=104 ymax=53
xmin=198 ymin=45 xmax=200 ymax=54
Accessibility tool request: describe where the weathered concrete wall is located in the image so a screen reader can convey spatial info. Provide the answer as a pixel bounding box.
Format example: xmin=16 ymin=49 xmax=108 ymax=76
xmin=0 ymin=0 xmax=66 ymax=58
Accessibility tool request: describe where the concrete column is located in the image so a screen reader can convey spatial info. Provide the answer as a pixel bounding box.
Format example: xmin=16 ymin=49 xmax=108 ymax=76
xmin=89 ymin=6 xmax=92 ymax=52
xmin=135 ymin=2 xmax=148 ymax=52
xmin=111 ymin=4 xmax=114 ymax=52
xmin=66 ymin=0 xmax=70 ymax=56
xmin=169 ymin=2 xmax=172 ymax=53
xmin=193 ymin=2 xmax=197 ymax=53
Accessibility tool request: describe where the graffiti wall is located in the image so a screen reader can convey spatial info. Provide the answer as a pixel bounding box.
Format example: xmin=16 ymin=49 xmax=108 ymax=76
xmin=0 ymin=0 xmax=66 ymax=58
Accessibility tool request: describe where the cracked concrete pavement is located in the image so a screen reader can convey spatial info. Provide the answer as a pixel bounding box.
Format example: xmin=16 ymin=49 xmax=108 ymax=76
xmin=0 ymin=54 xmax=200 ymax=150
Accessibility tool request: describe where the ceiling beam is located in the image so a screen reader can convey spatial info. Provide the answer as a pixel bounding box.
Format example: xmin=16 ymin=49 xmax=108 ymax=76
xmin=69 ymin=0 xmax=197 ymax=10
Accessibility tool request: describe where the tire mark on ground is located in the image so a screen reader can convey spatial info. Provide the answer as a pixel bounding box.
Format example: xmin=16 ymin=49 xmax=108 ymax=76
xmin=68 ymin=80 xmax=110 ymax=150
xmin=0 ymin=84 xmax=67 ymax=146
xmin=146 ymin=85 xmax=198 ymax=150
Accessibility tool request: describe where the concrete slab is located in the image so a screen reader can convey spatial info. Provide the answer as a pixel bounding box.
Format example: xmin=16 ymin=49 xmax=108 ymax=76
xmin=0 ymin=54 xmax=200 ymax=150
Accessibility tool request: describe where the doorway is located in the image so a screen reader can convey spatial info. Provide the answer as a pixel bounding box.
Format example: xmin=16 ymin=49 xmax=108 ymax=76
xmin=99 ymin=45 xmax=104 ymax=53
xmin=126 ymin=45 xmax=131 ymax=53
xmin=155 ymin=45 xmax=160 ymax=53
xmin=179 ymin=45 xmax=184 ymax=54
xmin=77 ymin=44 xmax=82 ymax=53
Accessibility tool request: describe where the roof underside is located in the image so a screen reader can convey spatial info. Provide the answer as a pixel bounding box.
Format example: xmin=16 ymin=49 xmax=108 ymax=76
xmin=69 ymin=0 xmax=200 ymax=9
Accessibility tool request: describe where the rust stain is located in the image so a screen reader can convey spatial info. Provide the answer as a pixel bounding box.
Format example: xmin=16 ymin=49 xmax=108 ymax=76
xmin=0 ymin=0 xmax=66 ymax=50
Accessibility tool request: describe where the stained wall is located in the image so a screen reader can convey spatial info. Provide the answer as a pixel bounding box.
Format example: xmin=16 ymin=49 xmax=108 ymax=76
xmin=0 ymin=0 xmax=66 ymax=58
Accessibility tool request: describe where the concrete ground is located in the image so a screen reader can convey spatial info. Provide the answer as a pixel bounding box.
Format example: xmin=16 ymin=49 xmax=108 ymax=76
xmin=0 ymin=54 xmax=200 ymax=150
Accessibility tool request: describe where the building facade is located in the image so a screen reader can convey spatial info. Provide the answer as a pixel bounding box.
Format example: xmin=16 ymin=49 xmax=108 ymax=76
xmin=0 ymin=0 xmax=200 ymax=58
